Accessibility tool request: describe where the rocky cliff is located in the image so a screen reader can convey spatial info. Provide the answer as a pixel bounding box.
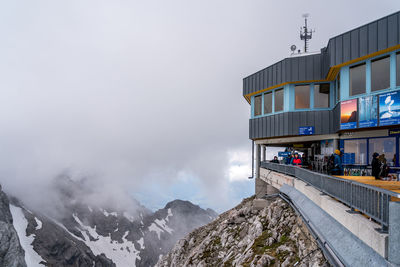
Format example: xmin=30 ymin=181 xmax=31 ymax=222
xmin=0 ymin=185 xmax=27 ymax=267
xmin=157 ymin=196 xmax=329 ymax=267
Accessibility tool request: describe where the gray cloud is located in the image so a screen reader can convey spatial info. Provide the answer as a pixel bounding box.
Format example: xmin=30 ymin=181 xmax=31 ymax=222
xmin=0 ymin=0 xmax=398 ymax=211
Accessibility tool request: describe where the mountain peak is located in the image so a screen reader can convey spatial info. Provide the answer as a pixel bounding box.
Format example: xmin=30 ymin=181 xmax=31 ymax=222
xmin=164 ymin=199 xmax=217 ymax=217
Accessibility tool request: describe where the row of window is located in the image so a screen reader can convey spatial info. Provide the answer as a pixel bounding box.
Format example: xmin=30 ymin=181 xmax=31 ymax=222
xmin=349 ymin=53 xmax=400 ymax=96
xmin=253 ymin=89 xmax=284 ymax=116
xmin=253 ymin=51 xmax=400 ymax=117
xmin=253 ymin=83 xmax=330 ymax=116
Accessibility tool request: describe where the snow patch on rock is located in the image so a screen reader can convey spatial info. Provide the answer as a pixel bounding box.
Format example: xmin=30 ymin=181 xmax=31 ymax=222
xmin=34 ymin=217 xmax=42 ymax=230
xmin=154 ymin=219 xmax=173 ymax=234
xmin=72 ymin=213 xmax=140 ymax=267
xmin=137 ymin=237 xmax=145 ymax=249
xmin=10 ymin=205 xmax=46 ymax=267
xmin=102 ymin=209 xmax=117 ymax=217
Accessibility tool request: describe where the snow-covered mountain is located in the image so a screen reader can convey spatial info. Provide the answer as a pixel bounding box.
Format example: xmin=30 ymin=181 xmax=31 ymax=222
xmin=0 ymin=177 xmax=217 ymax=267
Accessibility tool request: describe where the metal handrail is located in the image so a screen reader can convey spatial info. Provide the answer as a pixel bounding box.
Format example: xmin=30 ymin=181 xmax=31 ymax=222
xmin=260 ymin=161 xmax=400 ymax=231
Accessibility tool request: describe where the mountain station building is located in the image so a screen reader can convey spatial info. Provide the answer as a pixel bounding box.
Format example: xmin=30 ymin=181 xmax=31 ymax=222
xmin=244 ymin=11 xmax=400 ymax=177
xmin=243 ymin=11 xmax=400 ymax=265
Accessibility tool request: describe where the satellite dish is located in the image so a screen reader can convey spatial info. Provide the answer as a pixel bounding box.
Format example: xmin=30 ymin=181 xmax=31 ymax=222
xmin=290 ymin=45 xmax=297 ymax=52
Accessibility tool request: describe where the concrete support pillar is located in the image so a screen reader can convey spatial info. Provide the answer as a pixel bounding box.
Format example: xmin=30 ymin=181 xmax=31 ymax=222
xmin=262 ymin=145 xmax=266 ymax=162
xmin=255 ymin=144 xmax=261 ymax=179
xmin=388 ymin=201 xmax=400 ymax=264
xmin=255 ymin=177 xmax=268 ymax=198
xmin=266 ymin=183 xmax=279 ymax=195
xmin=255 ymin=177 xmax=279 ymax=198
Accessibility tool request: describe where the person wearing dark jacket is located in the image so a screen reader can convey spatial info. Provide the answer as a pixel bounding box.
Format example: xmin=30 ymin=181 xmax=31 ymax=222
xmin=285 ymin=154 xmax=293 ymax=165
xmin=331 ymin=150 xmax=343 ymax=175
xmin=371 ymin=152 xmax=381 ymax=180
xmin=301 ymin=154 xmax=308 ymax=167
xmin=270 ymin=156 xmax=279 ymax=164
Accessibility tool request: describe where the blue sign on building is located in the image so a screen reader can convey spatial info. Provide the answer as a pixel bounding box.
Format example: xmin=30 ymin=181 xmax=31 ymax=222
xmin=299 ymin=126 xmax=314 ymax=135
xmin=278 ymin=151 xmax=291 ymax=157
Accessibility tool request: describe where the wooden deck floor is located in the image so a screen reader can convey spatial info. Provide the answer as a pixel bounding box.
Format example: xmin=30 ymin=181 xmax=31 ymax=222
xmin=335 ymin=175 xmax=400 ymax=201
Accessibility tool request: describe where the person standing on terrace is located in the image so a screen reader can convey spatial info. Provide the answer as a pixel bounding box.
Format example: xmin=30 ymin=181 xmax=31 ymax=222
xmin=270 ymin=156 xmax=279 ymax=164
xmin=372 ymin=152 xmax=381 ymax=180
xmin=331 ymin=150 xmax=343 ymax=175
xmin=291 ymin=153 xmax=302 ymax=166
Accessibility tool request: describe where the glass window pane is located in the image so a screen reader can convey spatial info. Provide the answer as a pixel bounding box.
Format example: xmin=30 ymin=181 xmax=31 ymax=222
xmin=344 ymin=139 xmax=367 ymax=165
xmin=314 ymin=83 xmax=330 ymax=108
xmin=397 ymin=53 xmax=400 ymax=87
xmin=295 ymin=85 xmax=310 ymax=109
xmin=254 ymin=95 xmax=262 ymax=116
xmin=274 ymin=89 xmax=284 ymax=112
xmin=371 ymin=56 xmax=390 ymax=92
xmin=350 ymin=63 xmax=366 ymax=96
xmin=369 ymin=137 xmax=396 ymax=166
xmin=264 ymin=92 xmax=272 ymax=114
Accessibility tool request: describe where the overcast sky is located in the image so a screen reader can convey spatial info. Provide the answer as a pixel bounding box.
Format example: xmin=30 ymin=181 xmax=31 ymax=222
xmin=0 ymin=1 xmax=399 ymax=212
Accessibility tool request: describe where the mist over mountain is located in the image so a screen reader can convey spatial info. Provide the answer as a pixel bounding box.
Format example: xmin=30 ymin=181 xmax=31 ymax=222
xmin=0 ymin=176 xmax=217 ymax=267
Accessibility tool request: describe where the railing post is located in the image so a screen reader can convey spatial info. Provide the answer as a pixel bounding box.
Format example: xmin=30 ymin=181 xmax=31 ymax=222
xmin=388 ymin=201 xmax=400 ymax=264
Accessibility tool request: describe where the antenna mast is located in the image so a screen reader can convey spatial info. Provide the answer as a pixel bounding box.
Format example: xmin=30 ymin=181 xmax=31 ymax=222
xmin=300 ymin=14 xmax=314 ymax=53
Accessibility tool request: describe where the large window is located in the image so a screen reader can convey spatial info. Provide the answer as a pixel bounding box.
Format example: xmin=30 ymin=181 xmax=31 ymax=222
xmin=314 ymin=83 xmax=330 ymax=108
xmin=295 ymin=85 xmax=310 ymax=109
xmin=371 ymin=56 xmax=390 ymax=92
xmin=369 ymin=137 xmax=396 ymax=166
xmin=350 ymin=63 xmax=366 ymax=96
xmin=254 ymin=95 xmax=262 ymax=116
xmin=274 ymin=89 xmax=284 ymax=112
xmin=264 ymin=92 xmax=272 ymax=114
xmin=397 ymin=53 xmax=400 ymax=87
xmin=344 ymin=139 xmax=367 ymax=165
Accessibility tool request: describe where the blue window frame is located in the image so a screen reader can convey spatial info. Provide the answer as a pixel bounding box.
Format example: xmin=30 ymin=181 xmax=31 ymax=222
xmin=341 ymin=135 xmax=400 ymax=166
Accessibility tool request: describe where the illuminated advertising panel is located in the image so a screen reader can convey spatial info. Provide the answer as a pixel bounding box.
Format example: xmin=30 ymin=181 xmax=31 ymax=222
xmin=379 ymin=91 xmax=400 ymax=126
xmin=359 ymin=95 xmax=378 ymax=128
xmin=340 ymin=99 xmax=358 ymax=129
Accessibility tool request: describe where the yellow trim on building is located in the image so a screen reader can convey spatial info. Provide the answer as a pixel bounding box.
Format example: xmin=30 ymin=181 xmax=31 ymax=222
xmin=244 ymin=44 xmax=400 ymax=104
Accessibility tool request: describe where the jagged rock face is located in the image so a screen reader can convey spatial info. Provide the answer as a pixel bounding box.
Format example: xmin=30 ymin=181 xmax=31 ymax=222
xmin=139 ymin=200 xmax=218 ymax=267
xmin=0 ymin=185 xmax=27 ymax=267
xmin=3 ymin=178 xmax=217 ymax=267
xmin=157 ymin=197 xmax=329 ymax=267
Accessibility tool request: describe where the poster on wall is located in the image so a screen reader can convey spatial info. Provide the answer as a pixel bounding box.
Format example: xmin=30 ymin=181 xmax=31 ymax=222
xmin=359 ymin=95 xmax=378 ymax=128
xmin=379 ymin=91 xmax=400 ymax=126
xmin=340 ymin=99 xmax=358 ymax=129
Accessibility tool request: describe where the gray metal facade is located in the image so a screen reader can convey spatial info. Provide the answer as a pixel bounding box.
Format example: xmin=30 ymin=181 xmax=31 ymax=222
xmin=249 ymin=104 xmax=340 ymax=139
xmin=243 ymin=11 xmax=400 ymax=96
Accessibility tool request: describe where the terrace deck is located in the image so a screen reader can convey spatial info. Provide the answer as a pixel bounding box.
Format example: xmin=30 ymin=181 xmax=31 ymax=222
xmin=335 ymin=176 xmax=400 ymax=201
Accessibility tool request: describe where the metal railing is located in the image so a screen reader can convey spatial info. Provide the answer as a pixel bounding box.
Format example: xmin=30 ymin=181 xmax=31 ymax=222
xmin=260 ymin=161 xmax=400 ymax=232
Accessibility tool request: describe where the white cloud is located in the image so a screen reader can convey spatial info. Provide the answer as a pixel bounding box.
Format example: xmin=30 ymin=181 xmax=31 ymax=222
xmin=226 ymin=149 xmax=251 ymax=182
xmin=0 ymin=0 xmax=397 ymax=213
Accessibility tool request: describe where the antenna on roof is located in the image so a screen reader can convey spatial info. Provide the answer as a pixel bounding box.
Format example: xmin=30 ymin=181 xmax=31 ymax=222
xmin=300 ymin=13 xmax=314 ymax=53
xmin=290 ymin=44 xmax=297 ymax=55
